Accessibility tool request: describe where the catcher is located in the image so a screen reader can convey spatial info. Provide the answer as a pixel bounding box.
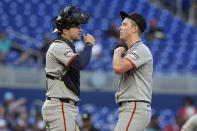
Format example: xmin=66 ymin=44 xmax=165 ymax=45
xmin=42 ymin=5 xmax=96 ymax=131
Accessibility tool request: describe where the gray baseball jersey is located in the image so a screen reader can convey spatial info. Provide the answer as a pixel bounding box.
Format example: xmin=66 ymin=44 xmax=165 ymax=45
xmin=42 ymin=38 xmax=84 ymax=131
xmin=114 ymin=41 xmax=153 ymax=131
xmin=115 ymin=41 xmax=153 ymax=104
xmin=45 ymin=39 xmax=79 ymax=102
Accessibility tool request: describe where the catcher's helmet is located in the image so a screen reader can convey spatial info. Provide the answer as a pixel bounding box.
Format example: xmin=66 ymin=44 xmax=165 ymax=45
xmin=52 ymin=5 xmax=93 ymax=34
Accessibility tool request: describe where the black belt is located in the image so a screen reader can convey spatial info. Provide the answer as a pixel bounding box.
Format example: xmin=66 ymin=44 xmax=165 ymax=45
xmin=46 ymin=74 xmax=62 ymax=80
xmin=118 ymin=100 xmax=151 ymax=107
xmin=47 ymin=97 xmax=77 ymax=106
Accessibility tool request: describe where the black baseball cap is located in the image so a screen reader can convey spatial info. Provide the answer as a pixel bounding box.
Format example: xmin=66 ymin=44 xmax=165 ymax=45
xmin=120 ymin=11 xmax=147 ymax=33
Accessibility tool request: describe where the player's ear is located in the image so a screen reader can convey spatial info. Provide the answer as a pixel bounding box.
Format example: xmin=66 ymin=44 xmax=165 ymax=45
xmin=62 ymin=29 xmax=69 ymax=36
xmin=131 ymin=25 xmax=138 ymax=33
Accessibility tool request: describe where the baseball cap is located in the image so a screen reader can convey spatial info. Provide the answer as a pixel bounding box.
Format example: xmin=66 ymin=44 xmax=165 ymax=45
xmin=120 ymin=11 xmax=147 ymax=33
xmin=81 ymin=112 xmax=91 ymax=121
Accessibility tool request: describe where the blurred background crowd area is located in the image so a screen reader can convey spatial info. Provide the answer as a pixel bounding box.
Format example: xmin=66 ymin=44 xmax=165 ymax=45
xmin=0 ymin=0 xmax=197 ymax=72
xmin=1 ymin=90 xmax=197 ymax=131
xmin=0 ymin=0 xmax=197 ymax=131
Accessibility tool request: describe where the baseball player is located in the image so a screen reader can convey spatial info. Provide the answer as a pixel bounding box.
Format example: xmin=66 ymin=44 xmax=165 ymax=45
xmin=42 ymin=5 xmax=96 ymax=131
xmin=113 ymin=11 xmax=153 ymax=131
xmin=181 ymin=114 xmax=197 ymax=131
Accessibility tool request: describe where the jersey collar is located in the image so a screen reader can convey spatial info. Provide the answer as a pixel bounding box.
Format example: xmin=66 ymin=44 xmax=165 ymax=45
xmin=128 ymin=41 xmax=141 ymax=49
xmin=55 ymin=36 xmax=74 ymax=47
xmin=54 ymin=36 xmax=76 ymax=52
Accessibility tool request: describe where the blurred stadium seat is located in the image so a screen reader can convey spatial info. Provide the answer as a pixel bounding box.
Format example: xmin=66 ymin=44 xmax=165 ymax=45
xmin=0 ymin=0 xmax=196 ymax=72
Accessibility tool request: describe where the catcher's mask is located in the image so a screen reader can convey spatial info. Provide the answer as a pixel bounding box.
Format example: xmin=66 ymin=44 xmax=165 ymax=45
xmin=52 ymin=5 xmax=93 ymax=34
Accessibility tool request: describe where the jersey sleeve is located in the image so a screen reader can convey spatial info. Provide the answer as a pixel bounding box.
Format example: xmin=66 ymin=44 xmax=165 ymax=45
xmin=124 ymin=46 xmax=152 ymax=69
xmin=51 ymin=43 xmax=78 ymax=67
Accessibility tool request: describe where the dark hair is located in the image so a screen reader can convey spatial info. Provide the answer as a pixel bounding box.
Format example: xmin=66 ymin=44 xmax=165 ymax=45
xmin=183 ymin=97 xmax=195 ymax=105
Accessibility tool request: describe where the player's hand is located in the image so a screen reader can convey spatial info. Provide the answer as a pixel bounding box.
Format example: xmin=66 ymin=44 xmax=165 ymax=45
xmin=114 ymin=47 xmax=126 ymax=54
xmin=83 ymin=34 xmax=96 ymax=45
